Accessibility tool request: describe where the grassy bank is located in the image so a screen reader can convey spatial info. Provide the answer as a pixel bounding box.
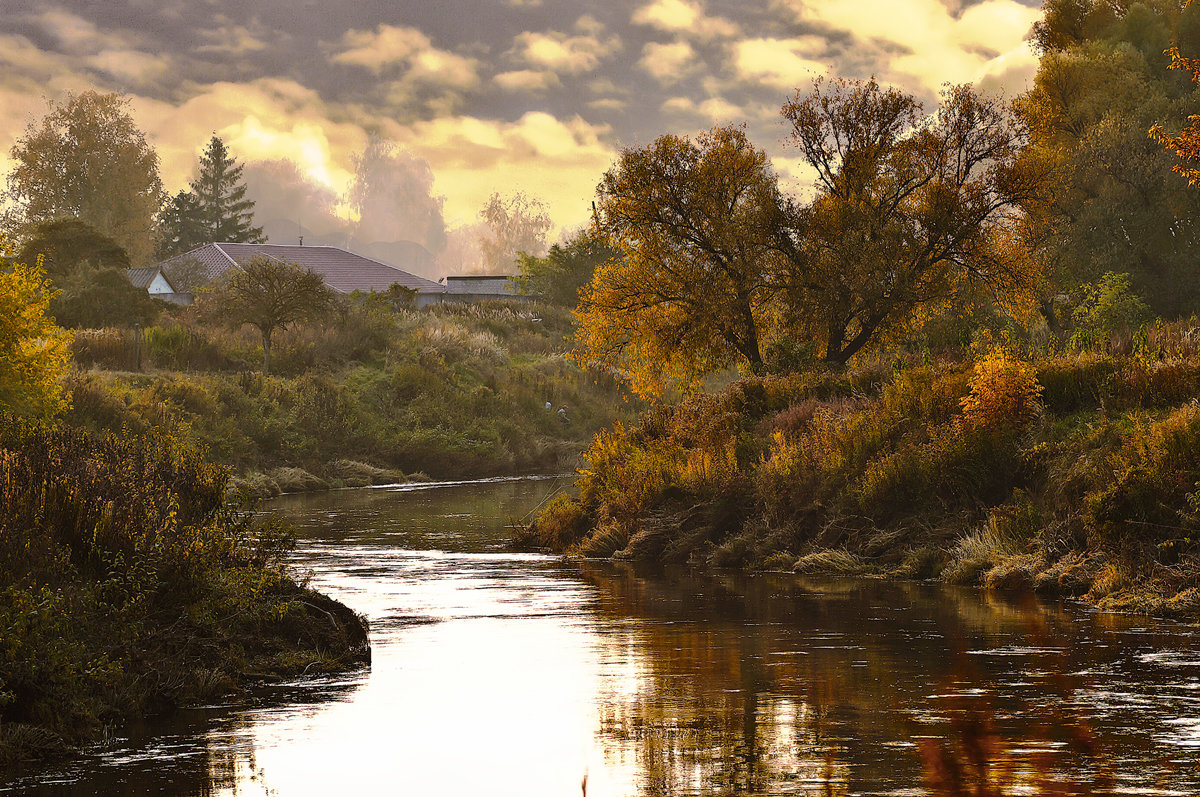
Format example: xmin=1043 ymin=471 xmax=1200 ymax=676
xmin=520 ymin=321 xmax=1200 ymax=619
xmin=0 ymin=418 xmax=369 ymax=770
xmin=64 ymin=299 xmax=635 ymax=493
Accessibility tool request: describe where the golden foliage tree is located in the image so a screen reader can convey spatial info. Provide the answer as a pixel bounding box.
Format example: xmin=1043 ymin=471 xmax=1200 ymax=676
xmin=781 ymin=79 xmax=1040 ymax=364
xmin=575 ymin=126 xmax=786 ymax=399
xmin=5 ymin=91 xmax=163 ymax=266
xmin=0 ymin=235 xmax=72 ymax=419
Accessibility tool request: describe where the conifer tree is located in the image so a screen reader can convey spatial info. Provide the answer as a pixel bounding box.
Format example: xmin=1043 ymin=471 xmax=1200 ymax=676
xmin=189 ymin=135 xmax=265 ymax=245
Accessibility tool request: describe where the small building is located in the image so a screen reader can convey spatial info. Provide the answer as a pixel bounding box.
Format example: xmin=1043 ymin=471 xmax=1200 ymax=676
xmin=439 ymin=275 xmax=530 ymax=304
xmin=153 ymin=243 xmax=446 ymax=307
xmin=126 ymin=266 xmax=189 ymax=305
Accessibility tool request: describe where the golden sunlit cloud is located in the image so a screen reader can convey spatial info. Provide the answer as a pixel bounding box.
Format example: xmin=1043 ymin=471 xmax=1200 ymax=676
xmin=494 ymin=69 xmax=563 ymax=92
xmin=511 ymin=30 xmax=620 ymax=74
xmin=661 ymin=96 xmax=744 ymax=123
xmin=732 ymin=38 xmax=828 ymax=90
xmin=631 ymin=0 xmax=739 ymax=39
xmin=780 ymin=0 xmax=1040 ymax=93
xmin=333 ymin=24 xmax=480 ymax=87
xmin=639 ymin=41 xmax=697 ymax=84
xmin=383 ymin=111 xmax=616 ymax=230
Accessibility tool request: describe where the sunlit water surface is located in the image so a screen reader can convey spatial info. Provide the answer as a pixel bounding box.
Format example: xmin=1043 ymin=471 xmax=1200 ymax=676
xmin=6 ymin=476 xmax=1200 ymax=795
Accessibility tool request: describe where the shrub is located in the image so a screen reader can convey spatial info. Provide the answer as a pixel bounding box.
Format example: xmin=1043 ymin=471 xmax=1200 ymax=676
xmin=958 ymin=348 xmax=1043 ymax=434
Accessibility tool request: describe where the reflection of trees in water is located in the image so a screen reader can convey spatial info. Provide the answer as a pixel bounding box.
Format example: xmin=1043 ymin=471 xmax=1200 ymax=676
xmin=575 ymin=564 xmax=1187 ymax=795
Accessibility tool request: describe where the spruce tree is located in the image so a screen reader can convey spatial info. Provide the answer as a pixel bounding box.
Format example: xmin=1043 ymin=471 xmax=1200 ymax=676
xmin=190 ymin=135 xmax=265 ymax=245
xmin=156 ymin=189 xmax=208 ymax=258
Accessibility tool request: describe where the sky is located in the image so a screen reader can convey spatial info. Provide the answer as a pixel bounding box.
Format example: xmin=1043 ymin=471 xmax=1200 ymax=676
xmin=0 ymin=0 xmax=1044 ymax=273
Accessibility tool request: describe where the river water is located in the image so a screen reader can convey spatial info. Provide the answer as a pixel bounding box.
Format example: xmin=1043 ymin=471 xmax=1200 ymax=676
xmin=7 ymin=476 xmax=1200 ymax=795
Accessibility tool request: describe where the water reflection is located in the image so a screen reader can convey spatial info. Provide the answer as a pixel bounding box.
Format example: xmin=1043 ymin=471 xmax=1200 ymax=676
xmin=6 ymin=478 xmax=1200 ymax=795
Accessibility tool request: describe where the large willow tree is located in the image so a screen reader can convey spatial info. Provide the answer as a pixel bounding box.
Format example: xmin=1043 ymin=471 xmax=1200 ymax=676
xmin=575 ymin=126 xmax=786 ymax=399
xmin=781 ymin=79 xmax=1041 ymax=364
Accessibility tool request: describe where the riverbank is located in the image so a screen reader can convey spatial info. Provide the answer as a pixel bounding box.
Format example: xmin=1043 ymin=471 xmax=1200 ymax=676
xmin=518 ymin=326 xmax=1200 ymax=620
xmin=64 ymin=300 xmax=635 ymax=487
xmin=0 ymin=419 xmax=369 ymax=772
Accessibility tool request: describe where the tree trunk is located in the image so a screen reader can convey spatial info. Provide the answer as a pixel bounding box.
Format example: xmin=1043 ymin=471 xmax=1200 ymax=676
xmin=261 ymin=328 xmax=272 ymax=375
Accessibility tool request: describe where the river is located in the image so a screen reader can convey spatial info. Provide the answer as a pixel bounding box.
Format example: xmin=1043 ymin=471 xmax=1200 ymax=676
xmin=6 ymin=476 xmax=1200 ymax=795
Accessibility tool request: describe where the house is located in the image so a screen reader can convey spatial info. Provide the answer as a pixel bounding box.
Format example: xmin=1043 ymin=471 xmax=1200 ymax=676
xmin=126 ymin=266 xmax=189 ymax=305
xmin=153 ymin=243 xmax=446 ymax=307
xmin=439 ymin=274 xmax=530 ymax=304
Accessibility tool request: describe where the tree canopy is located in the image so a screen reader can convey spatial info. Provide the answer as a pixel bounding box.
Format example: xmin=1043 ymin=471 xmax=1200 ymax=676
xmin=200 ymin=256 xmax=334 ymax=374
xmin=478 ymin=192 xmax=552 ymax=274
xmin=515 ymin=230 xmax=618 ymax=307
xmin=5 ymin=91 xmax=163 ymax=266
xmin=158 ymin=136 xmax=264 ymax=257
xmin=16 ymin=218 xmax=130 ymax=278
xmin=575 ymin=126 xmax=786 ymax=398
xmin=1020 ymin=0 xmax=1200 ymax=318
xmin=781 ymin=79 xmax=1040 ymax=364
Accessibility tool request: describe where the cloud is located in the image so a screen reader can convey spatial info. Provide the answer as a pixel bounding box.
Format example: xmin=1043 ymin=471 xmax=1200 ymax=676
xmin=84 ymin=49 xmax=173 ymax=85
xmin=32 ymin=8 xmax=132 ymax=53
xmin=494 ymin=69 xmax=562 ymax=92
xmin=771 ymin=155 xmax=820 ymax=198
xmin=378 ymin=111 xmax=617 ymax=231
xmin=639 ymin=41 xmax=698 ymax=84
xmin=732 ymin=37 xmax=828 ymax=89
xmin=661 ymin=96 xmax=744 ymax=122
xmin=333 ymin=24 xmax=479 ymax=88
xmin=194 ymin=24 xmax=269 ymax=56
xmin=511 ymin=30 xmax=619 ymax=74
xmin=129 ymin=79 xmax=366 ymax=198
xmin=632 ymin=0 xmax=739 ymax=39
xmin=778 ymin=0 xmax=1041 ymax=93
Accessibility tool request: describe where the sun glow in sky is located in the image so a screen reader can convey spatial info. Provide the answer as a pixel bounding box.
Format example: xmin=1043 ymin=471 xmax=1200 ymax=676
xmin=0 ymin=0 xmax=1042 ymax=268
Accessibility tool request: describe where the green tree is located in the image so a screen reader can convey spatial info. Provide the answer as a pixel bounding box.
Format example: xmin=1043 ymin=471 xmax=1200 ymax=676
xmin=576 ymin=126 xmax=786 ymax=398
xmin=1020 ymin=0 xmax=1200 ymax=319
xmin=515 ymin=230 xmax=617 ymax=307
xmin=781 ymin=79 xmax=1039 ymax=364
xmin=201 ymin=256 xmax=334 ymax=374
xmin=5 ymin=91 xmax=163 ymax=266
xmin=190 ymin=136 xmax=265 ymax=245
xmin=156 ymin=190 xmax=208 ymax=258
xmin=0 ymin=235 xmax=72 ymax=419
xmin=50 ymin=268 xmax=161 ymax=330
xmin=16 ymin=218 xmax=130 ymax=278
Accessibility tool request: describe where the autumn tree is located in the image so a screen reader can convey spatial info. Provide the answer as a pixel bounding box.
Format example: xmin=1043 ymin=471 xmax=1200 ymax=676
xmin=0 ymin=235 xmax=72 ymax=419
xmin=576 ymin=126 xmax=786 ymax=398
xmin=479 ymin=192 xmax=552 ymax=273
xmin=5 ymin=91 xmax=163 ymax=265
xmin=515 ymin=230 xmax=618 ymax=307
xmin=1150 ymin=2 xmax=1200 ymax=185
xmin=780 ymin=79 xmax=1039 ymax=364
xmin=201 ymin=256 xmax=334 ymax=374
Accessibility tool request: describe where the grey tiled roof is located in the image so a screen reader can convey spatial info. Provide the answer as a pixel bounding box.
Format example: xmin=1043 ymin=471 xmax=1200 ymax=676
xmin=156 ymin=243 xmax=445 ymax=295
xmin=126 ymin=266 xmax=160 ymax=289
